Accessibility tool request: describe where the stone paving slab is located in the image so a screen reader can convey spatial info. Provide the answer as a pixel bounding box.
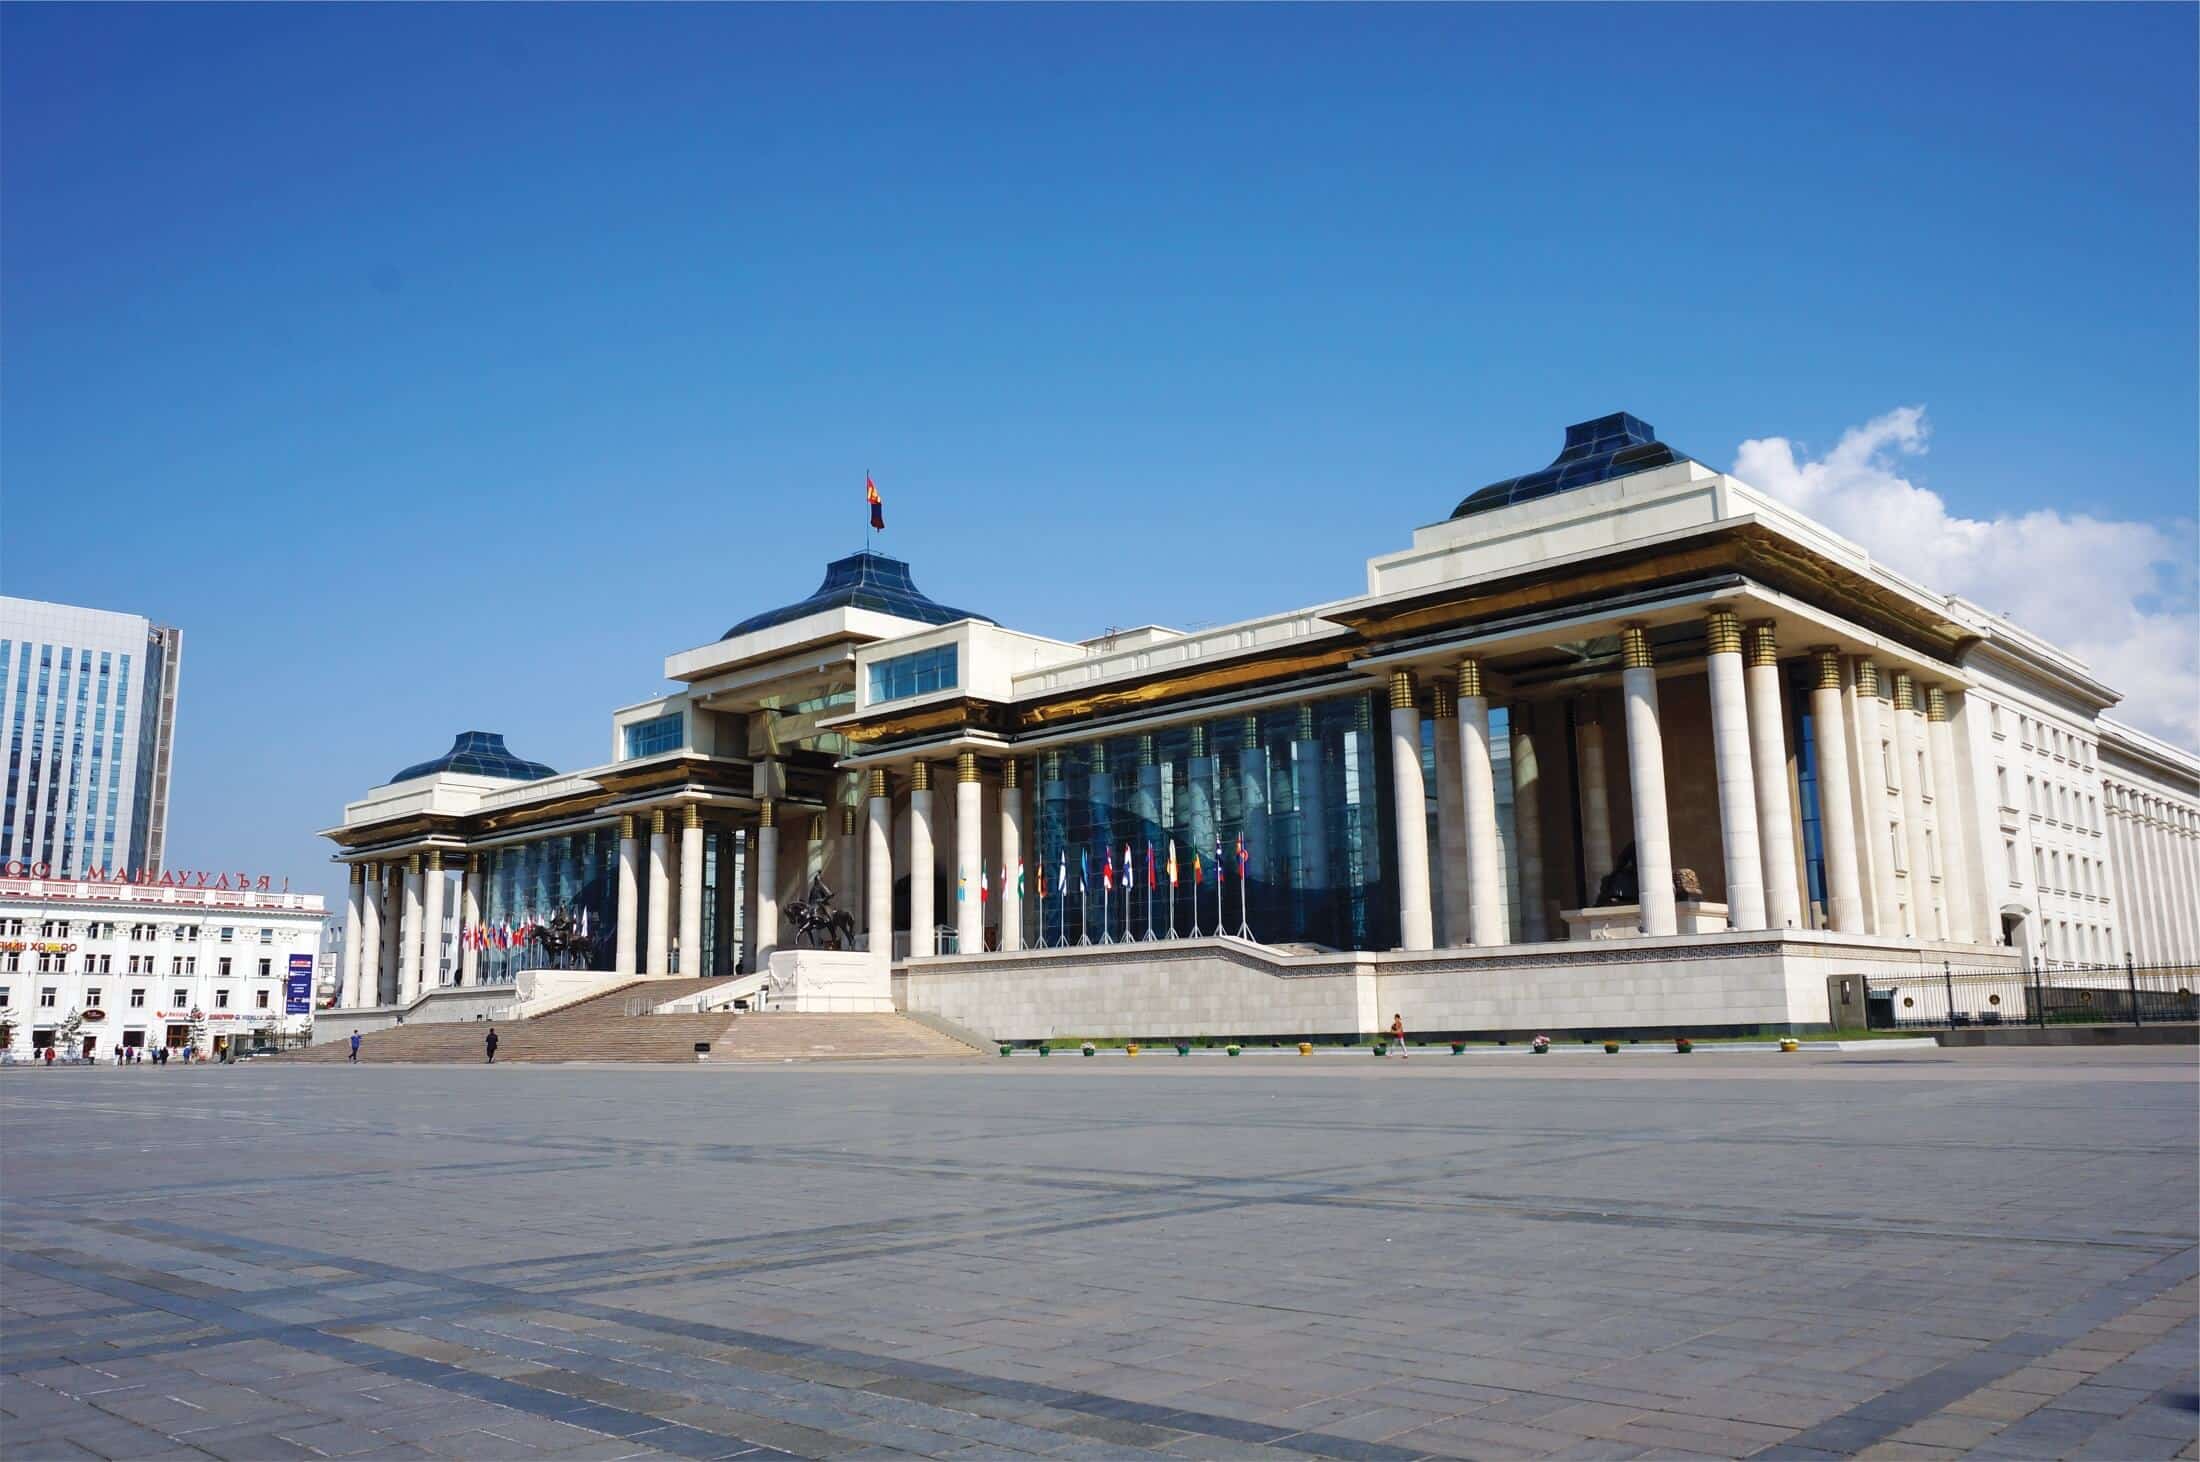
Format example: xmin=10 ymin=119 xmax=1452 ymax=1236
xmin=2 ymin=1048 xmax=2195 ymax=1459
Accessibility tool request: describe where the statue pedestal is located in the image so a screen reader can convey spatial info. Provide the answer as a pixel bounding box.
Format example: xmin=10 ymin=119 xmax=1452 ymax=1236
xmin=1562 ymin=902 xmax=1729 ymax=941
xmin=762 ymin=949 xmax=892 ymax=1012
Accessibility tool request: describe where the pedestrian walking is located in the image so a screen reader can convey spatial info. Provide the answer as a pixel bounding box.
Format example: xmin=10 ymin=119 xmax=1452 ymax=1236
xmin=348 ymin=1030 xmax=362 ymax=1063
xmin=1389 ymin=1013 xmax=1408 ymax=1060
xmin=484 ymin=1027 xmax=499 ymax=1064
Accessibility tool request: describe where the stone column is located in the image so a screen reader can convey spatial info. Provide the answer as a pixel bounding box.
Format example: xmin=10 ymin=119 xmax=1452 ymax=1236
xmin=460 ymin=854 xmax=482 ymax=985
xmin=1704 ymin=609 xmax=1767 ymax=931
xmin=955 ymin=753 xmax=984 ymax=954
xmin=1852 ymin=660 xmax=1901 ymax=934
xmin=1745 ymin=622 xmax=1802 ymax=930
xmin=1430 ymin=682 xmax=1469 ymax=945
xmin=865 ymin=771 xmax=893 ymax=956
xmin=1924 ymin=688 xmax=1975 ymax=943
xmin=1620 ymin=625 xmax=1677 ymax=937
xmin=908 ymin=762 xmax=936 ymax=957
xmin=1575 ymin=702 xmax=1614 ymax=895
xmin=359 ymin=863 xmax=384 ymax=1007
xmin=1511 ymin=704 xmax=1548 ymax=942
xmin=753 ymin=799 xmax=780 ymax=968
xmin=424 ymin=848 xmax=451 ymax=984
xmin=679 ymin=805 xmax=704 ymax=977
xmin=1455 ymin=661 xmax=1505 ymax=946
xmin=1892 ymin=674 xmax=1934 ymax=939
xmin=615 ymin=815 xmax=640 ymax=976
xmin=998 ymin=760 xmax=1023 ymax=952
xmin=342 ymin=865 xmax=365 ymax=1007
xmin=399 ymin=854 xmax=424 ymax=1003
xmin=646 ymin=809 xmax=671 ymax=974
xmin=1809 ymin=648 xmax=1866 ymax=933
xmin=1387 ymin=671 xmax=1435 ymax=951
xmin=840 ymin=804 xmax=863 ymax=935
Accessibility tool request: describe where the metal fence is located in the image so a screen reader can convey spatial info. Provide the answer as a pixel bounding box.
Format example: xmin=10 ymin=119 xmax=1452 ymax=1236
xmin=1862 ymin=962 xmax=2199 ymax=1030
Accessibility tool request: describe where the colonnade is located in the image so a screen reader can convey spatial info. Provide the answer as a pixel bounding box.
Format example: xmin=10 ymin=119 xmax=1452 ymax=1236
xmin=2105 ymin=780 xmax=2200 ymax=964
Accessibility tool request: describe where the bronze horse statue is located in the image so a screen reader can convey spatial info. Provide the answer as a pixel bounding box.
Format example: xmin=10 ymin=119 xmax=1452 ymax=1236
xmin=525 ymin=908 xmax=596 ymax=970
xmin=783 ymin=873 xmax=857 ymax=951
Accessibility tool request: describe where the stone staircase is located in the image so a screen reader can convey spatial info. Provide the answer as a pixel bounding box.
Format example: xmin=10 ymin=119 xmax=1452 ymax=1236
xmin=280 ymin=982 xmax=974 ymax=1065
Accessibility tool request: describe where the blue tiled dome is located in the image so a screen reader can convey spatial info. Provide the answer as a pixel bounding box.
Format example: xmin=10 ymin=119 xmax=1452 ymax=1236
xmin=389 ymin=732 xmax=556 ymax=784
xmin=1450 ymin=413 xmax=1694 ymax=520
xmin=723 ymin=552 xmax=991 ymax=639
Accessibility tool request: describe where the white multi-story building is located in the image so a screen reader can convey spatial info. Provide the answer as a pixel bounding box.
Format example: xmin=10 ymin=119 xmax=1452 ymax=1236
xmin=0 ymin=596 xmax=183 ymax=880
xmin=321 ymin=412 xmax=2198 ymax=1038
xmin=0 ymin=873 xmax=327 ymax=1059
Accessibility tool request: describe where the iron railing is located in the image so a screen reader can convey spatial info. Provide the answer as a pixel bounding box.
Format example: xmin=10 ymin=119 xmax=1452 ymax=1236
xmin=1863 ymin=961 xmax=2199 ymax=1030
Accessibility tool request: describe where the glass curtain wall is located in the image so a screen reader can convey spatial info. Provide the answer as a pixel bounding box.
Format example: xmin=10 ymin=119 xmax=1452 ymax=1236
xmin=1026 ymin=691 xmax=1398 ymax=952
xmin=474 ymin=828 xmax=618 ymax=984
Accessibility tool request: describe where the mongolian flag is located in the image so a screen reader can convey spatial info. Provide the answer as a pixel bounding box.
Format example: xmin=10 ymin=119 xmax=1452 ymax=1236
xmin=866 ymin=473 xmax=884 ymax=531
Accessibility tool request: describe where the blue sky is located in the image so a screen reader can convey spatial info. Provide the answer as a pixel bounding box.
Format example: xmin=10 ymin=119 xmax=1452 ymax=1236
xmin=4 ymin=3 xmax=2194 ymax=908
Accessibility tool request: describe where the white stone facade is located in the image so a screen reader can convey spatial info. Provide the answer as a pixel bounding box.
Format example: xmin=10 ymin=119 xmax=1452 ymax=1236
xmin=0 ymin=875 xmax=327 ymax=1058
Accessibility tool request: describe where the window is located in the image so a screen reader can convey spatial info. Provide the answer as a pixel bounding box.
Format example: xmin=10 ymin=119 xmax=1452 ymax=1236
xmin=623 ymin=712 xmax=684 ymax=760
xmin=129 ymin=988 xmax=145 ymax=1008
xmin=40 ymin=987 xmax=57 ymax=1007
xmin=868 ymin=644 xmax=958 ymax=705
xmin=85 ymin=987 xmax=102 ymax=1008
xmin=171 ymin=987 xmax=187 ymax=1006
xmin=255 ymin=989 xmax=270 ymax=1009
xmin=217 ymin=957 xmax=232 ymax=978
xmin=215 ymin=989 xmax=230 ymax=1010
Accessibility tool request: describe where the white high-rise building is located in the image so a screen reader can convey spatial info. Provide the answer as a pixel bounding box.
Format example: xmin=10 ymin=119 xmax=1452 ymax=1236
xmin=0 ymin=597 xmax=182 ymax=880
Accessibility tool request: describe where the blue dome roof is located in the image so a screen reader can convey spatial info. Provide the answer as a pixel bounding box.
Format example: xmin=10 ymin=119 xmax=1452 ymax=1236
xmin=1450 ymin=413 xmax=1694 ymax=520
xmin=390 ymin=731 xmax=556 ymax=784
xmin=723 ymin=551 xmax=991 ymax=639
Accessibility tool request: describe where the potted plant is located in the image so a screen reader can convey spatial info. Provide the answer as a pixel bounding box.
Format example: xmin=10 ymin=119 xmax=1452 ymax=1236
xmin=1674 ymin=1037 xmax=1693 ymax=1054
xmin=1602 ymin=1039 xmax=1621 ymax=1054
xmin=1531 ymin=1034 xmax=1550 ymax=1055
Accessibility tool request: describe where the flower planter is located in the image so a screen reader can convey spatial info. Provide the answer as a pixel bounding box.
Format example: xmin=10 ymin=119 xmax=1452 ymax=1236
xmin=1603 ymin=1041 xmax=1621 ymax=1054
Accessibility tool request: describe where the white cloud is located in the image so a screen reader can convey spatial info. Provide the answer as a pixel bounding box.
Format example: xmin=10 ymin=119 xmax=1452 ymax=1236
xmin=1733 ymin=407 xmax=2199 ymax=749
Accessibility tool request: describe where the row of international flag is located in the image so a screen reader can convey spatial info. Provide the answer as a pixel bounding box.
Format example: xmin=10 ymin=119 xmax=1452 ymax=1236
xmin=460 ymin=908 xmax=592 ymax=952
xmin=959 ymin=834 xmax=1251 ymax=901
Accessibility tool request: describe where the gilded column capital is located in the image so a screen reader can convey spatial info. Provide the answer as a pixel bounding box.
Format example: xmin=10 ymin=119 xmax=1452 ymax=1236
xmin=1389 ymin=669 xmax=1417 ymax=709
xmin=1455 ymin=658 xmax=1484 ymax=698
xmin=1811 ymin=646 xmax=1843 ymax=690
xmin=956 ymin=751 xmax=979 ymax=784
xmin=910 ymin=761 xmax=931 ymax=793
xmin=1705 ymin=609 xmax=1743 ymax=656
xmin=1430 ymin=681 xmax=1457 ymax=720
xmin=866 ymin=768 xmax=890 ymax=801
xmin=1619 ymin=625 xmax=1652 ymax=670
xmin=1745 ymin=620 xmax=1779 ymax=668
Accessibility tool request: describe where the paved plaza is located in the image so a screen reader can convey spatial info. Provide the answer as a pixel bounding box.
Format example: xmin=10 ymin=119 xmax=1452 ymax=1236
xmin=2 ymin=1048 xmax=2195 ymax=1461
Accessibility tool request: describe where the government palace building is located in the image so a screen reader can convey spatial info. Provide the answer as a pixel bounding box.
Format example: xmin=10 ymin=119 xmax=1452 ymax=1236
xmin=321 ymin=414 xmax=2200 ymax=1040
